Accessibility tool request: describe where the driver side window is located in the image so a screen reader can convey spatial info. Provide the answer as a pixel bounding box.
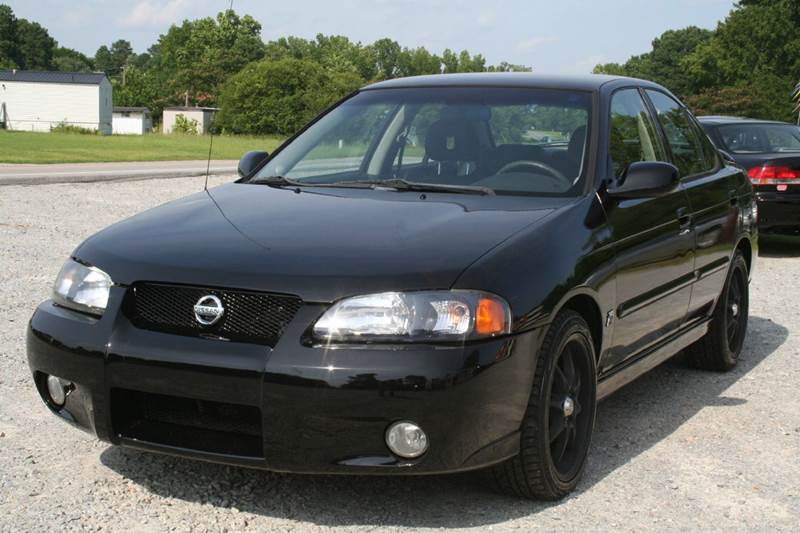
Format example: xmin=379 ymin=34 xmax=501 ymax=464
xmin=609 ymin=89 xmax=667 ymax=177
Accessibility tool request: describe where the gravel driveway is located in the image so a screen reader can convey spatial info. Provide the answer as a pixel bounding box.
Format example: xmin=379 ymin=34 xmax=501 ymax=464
xmin=1 ymin=177 xmax=798 ymax=531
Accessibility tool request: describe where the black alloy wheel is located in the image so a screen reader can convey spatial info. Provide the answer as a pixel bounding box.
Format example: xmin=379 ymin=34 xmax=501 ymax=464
xmin=489 ymin=310 xmax=597 ymax=500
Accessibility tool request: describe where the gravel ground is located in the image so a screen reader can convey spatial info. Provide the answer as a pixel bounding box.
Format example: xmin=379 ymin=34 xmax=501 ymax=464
xmin=1 ymin=176 xmax=799 ymax=532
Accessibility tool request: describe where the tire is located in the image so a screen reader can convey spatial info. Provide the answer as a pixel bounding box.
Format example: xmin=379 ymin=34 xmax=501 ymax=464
xmin=488 ymin=310 xmax=597 ymax=500
xmin=685 ymin=251 xmax=749 ymax=371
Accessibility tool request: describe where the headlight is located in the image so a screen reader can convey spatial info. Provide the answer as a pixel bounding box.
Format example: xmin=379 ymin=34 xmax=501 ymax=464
xmin=312 ymin=290 xmax=511 ymax=343
xmin=52 ymin=259 xmax=112 ymax=316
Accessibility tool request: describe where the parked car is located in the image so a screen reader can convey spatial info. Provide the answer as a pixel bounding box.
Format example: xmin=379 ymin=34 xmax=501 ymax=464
xmin=28 ymin=74 xmax=756 ymax=500
xmin=699 ymin=116 xmax=800 ymax=234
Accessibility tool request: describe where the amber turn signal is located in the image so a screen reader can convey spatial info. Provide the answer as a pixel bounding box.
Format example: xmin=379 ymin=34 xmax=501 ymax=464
xmin=475 ymin=297 xmax=509 ymax=336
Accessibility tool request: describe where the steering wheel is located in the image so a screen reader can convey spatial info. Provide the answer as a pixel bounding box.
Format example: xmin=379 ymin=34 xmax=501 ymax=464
xmin=496 ymin=160 xmax=571 ymax=187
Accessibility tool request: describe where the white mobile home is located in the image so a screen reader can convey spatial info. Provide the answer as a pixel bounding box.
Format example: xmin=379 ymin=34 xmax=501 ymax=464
xmin=162 ymin=106 xmax=217 ymax=134
xmin=0 ymin=70 xmax=112 ymax=134
xmin=112 ymin=106 xmax=152 ymax=135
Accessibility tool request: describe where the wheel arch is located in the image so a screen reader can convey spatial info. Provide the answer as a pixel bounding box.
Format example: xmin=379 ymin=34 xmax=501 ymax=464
xmin=735 ymin=236 xmax=753 ymax=274
xmin=553 ymin=290 xmax=604 ymax=361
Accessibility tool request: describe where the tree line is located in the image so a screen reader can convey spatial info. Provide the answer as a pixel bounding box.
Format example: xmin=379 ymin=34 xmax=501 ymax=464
xmin=594 ymin=0 xmax=800 ymax=123
xmin=0 ymin=4 xmax=529 ymax=135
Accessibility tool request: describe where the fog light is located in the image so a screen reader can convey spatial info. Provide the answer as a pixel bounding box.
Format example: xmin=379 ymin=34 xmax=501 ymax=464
xmin=386 ymin=421 xmax=428 ymax=458
xmin=46 ymin=375 xmax=72 ymax=407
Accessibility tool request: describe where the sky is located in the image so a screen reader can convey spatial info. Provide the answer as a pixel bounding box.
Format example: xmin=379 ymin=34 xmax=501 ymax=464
xmin=5 ymin=0 xmax=736 ymax=74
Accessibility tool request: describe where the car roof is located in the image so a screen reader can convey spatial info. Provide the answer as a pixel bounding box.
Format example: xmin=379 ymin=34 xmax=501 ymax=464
xmin=697 ymin=115 xmax=794 ymax=126
xmin=363 ymin=72 xmax=663 ymax=92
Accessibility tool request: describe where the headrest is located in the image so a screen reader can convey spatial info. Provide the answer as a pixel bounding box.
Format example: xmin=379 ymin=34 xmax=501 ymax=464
xmin=425 ymin=118 xmax=482 ymax=162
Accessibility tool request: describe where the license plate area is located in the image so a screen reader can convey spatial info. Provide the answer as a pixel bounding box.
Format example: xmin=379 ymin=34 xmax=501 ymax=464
xmin=111 ymin=388 xmax=263 ymax=458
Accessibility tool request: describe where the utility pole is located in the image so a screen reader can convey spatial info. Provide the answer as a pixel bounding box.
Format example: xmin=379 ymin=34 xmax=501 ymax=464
xmin=184 ymin=90 xmax=189 ymax=107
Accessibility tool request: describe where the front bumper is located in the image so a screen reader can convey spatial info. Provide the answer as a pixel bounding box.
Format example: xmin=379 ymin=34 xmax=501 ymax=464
xmin=27 ymin=288 xmax=542 ymax=474
xmin=757 ymin=190 xmax=800 ymax=234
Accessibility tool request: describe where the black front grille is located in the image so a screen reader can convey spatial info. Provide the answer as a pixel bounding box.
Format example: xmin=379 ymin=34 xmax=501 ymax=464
xmin=124 ymin=282 xmax=302 ymax=346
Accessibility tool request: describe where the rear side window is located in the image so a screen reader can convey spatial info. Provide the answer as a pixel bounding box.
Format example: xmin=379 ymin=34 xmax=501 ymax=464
xmin=645 ymin=90 xmax=717 ymax=177
xmin=717 ymin=123 xmax=800 ymax=154
xmin=608 ymin=89 xmax=667 ymax=177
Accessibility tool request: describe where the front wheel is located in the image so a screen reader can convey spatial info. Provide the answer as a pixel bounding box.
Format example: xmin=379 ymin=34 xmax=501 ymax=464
xmin=489 ymin=310 xmax=597 ymax=500
xmin=685 ymin=251 xmax=749 ymax=371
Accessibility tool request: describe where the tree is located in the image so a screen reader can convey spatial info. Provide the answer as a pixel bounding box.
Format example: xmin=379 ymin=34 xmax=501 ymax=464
xmin=53 ymin=47 xmax=93 ymax=72
xmin=487 ymin=62 xmax=532 ymax=73
xmin=684 ymin=74 xmax=796 ymax=122
xmin=156 ymin=9 xmax=265 ymax=105
xmin=441 ymin=49 xmax=486 ymax=73
xmin=112 ymin=66 xmax=165 ymax=114
xmin=593 ymin=26 xmax=712 ymax=97
xmin=94 ymin=40 xmax=134 ymax=76
xmin=15 ymin=18 xmax=55 ymax=69
xmin=397 ymin=47 xmax=441 ymax=77
xmin=370 ymin=38 xmax=402 ymax=79
xmin=0 ymin=4 xmax=19 ymax=68
xmin=216 ymin=58 xmax=362 ymax=135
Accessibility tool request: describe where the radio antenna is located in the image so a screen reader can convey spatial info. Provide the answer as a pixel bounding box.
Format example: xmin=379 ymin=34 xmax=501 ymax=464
xmin=204 ymin=117 xmax=215 ymax=191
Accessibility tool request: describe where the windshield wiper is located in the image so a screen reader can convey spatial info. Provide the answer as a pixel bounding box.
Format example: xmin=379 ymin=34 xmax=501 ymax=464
xmin=254 ymin=176 xmax=494 ymax=195
xmin=333 ymin=178 xmax=495 ymax=196
xmin=252 ymin=175 xmax=306 ymax=188
xmin=252 ymin=175 xmax=374 ymax=189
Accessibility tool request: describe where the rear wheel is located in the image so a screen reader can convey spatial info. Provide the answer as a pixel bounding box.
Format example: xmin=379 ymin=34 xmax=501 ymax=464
xmin=489 ymin=310 xmax=597 ymax=500
xmin=686 ymin=251 xmax=749 ymax=371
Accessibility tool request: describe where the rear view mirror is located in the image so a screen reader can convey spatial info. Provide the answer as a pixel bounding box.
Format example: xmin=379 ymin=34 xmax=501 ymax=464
xmin=238 ymin=151 xmax=270 ymax=178
xmin=608 ymin=161 xmax=679 ymax=199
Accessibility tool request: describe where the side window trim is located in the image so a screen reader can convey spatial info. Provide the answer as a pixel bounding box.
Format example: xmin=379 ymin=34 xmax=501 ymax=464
xmin=606 ymin=85 xmax=668 ymax=180
xmin=638 ymin=87 xmax=674 ymax=164
xmin=642 ymin=88 xmax=720 ymax=181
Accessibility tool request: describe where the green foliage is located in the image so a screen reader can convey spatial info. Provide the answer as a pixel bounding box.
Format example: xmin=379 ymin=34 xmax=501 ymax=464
xmin=172 ymin=114 xmax=200 ymax=135
xmin=1 ymin=3 xmax=531 ymax=133
xmin=216 ymin=58 xmax=363 ymax=135
xmin=597 ymin=1 xmax=800 ymax=122
xmin=684 ymin=74 xmax=797 ymax=122
xmin=53 ymin=47 xmax=93 ymax=72
xmin=16 ymin=19 xmax=55 ymax=69
xmin=0 ymin=4 xmax=19 ymax=68
xmin=0 ymin=4 xmax=56 ymax=70
xmin=112 ymin=66 xmax=164 ymax=114
xmin=50 ymin=122 xmax=99 ymax=135
xmin=94 ymin=39 xmax=134 ymax=76
xmin=593 ymin=26 xmax=712 ymax=98
xmin=154 ymin=9 xmax=265 ymax=106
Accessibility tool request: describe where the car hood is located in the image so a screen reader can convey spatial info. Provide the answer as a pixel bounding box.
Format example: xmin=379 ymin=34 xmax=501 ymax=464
xmin=76 ymin=182 xmax=561 ymax=302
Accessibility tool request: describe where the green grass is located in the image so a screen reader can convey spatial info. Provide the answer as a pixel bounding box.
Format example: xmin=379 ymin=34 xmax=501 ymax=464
xmin=0 ymin=130 xmax=285 ymax=164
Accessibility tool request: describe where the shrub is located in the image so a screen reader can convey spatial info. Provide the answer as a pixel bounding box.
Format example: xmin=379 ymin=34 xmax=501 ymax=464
xmin=50 ymin=122 xmax=98 ymax=134
xmin=172 ymin=114 xmax=200 ymax=134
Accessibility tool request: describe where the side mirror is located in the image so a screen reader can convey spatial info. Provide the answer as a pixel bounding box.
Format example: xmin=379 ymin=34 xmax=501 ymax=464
xmin=238 ymin=151 xmax=269 ymax=178
xmin=608 ymin=161 xmax=679 ymax=199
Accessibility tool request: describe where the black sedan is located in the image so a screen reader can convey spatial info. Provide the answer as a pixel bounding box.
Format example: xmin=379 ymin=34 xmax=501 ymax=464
xmin=699 ymin=116 xmax=800 ymax=234
xmin=28 ymin=74 xmax=756 ymax=500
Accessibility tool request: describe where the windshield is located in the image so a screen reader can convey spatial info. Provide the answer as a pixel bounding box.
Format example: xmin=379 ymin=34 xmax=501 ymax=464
xmin=253 ymin=87 xmax=592 ymax=197
xmin=717 ymin=123 xmax=800 ymax=154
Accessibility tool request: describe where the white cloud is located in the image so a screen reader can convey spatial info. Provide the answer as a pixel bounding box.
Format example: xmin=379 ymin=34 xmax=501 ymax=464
xmin=516 ymin=36 xmax=558 ymax=51
xmin=119 ymin=0 xmax=192 ymax=28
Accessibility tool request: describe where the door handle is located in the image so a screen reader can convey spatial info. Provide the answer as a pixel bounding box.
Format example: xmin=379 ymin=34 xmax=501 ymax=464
xmin=676 ymin=207 xmax=692 ymax=235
